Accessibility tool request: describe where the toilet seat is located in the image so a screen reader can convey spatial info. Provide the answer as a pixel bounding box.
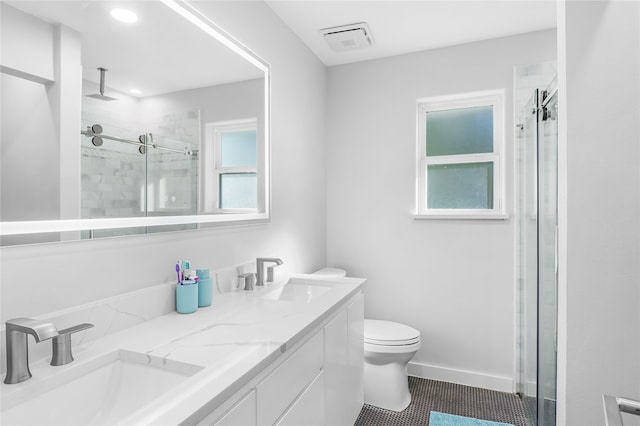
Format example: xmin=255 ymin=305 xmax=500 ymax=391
xmin=364 ymin=319 xmax=420 ymax=346
xmin=364 ymin=340 xmax=421 ymax=354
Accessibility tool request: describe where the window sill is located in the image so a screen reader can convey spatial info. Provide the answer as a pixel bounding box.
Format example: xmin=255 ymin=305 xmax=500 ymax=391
xmin=413 ymin=212 xmax=509 ymax=220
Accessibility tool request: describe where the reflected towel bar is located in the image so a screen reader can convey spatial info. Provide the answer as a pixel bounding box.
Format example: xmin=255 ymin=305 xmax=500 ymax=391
xmin=81 ymin=126 xmax=193 ymax=155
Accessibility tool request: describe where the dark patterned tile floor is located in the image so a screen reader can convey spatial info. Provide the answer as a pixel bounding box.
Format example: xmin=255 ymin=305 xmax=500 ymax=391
xmin=355 ymin=376 xmax=531 ymax=426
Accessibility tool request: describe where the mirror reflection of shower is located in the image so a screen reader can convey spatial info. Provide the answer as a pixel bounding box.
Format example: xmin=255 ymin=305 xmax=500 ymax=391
xmin=85 ymin=68 xmax=118 ymax=102
xmin=80 ymin=110 xmax=200 ymax=239
xmin=81 ymin=124 xmax=194 ymax=156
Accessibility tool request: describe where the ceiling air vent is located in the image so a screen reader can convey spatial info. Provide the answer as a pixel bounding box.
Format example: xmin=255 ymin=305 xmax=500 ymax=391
xmin=321 ymin=23 xmax=374 ymax=52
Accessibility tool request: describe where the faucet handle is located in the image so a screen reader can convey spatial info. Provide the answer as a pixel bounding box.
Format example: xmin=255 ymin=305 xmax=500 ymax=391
xmin=266 ymin=265 xmax=280 ymax=282
xmin=238 ymin=273 xmax=256 ymax=291
xmin=50 ymin=323 xmax=94 ymax=366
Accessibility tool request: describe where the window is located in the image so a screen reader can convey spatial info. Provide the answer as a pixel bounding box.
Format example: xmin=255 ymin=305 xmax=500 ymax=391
xmin=416 ymin=90 xmax=506 ymax=219
xmin=203 ymin=119 xmax=259 ymax=212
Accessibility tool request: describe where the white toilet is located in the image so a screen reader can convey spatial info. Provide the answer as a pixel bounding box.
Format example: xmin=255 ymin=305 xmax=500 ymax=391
xmin=312 ymin=268 xmax=421 ymax=412
xmin=363 ymin=319 xmax=420 ymax=411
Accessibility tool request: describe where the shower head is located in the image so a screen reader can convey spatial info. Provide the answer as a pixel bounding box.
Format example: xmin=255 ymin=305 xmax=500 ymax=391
xmin=87 ymin=93 xmax=118 ymax=101
xmin=86 ymin=67 xmax=118 ymax=101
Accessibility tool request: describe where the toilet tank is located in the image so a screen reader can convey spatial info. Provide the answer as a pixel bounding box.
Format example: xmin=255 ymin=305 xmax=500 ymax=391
xmin=312 ymin=267 xmax=347 ymax=277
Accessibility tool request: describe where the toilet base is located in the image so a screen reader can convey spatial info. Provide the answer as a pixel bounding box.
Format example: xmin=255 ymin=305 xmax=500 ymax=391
xmin=364 ymin=356 xmax=412 ymax=412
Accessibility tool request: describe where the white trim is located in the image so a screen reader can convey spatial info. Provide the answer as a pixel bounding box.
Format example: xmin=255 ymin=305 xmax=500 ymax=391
xmin=413 ymin=213 xmax=508 ymax=220
xmin=555 ymin=2 xmax=568 ymax=424
xmin=415 ymin=89 xmax=506 ymax=218
xmin=203 ymin=118 xmax=260 ymax=213
xmin=408 ymin=361 xmax=514 ymax=393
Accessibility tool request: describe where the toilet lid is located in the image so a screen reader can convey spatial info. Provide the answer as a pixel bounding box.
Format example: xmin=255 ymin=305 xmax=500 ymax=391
xmin=364 ymin=319 xmax=420 ymax=346
xmin=313 ymin=267 xmax=346 ymax=277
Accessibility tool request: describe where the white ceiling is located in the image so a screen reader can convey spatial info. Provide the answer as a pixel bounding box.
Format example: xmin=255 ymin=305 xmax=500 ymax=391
xmin=7 ymin=1 xmax=263 ymax=97
xmin=7 ymin=1 xmax=557 ymax=94
xmin=265 ymin=0 xmax=557 ymax=66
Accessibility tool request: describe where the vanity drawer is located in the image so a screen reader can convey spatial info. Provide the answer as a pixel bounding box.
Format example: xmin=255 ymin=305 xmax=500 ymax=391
xmin=275 ymin=370 xmax=324 ymax=426
xmin=256 ymin=331 xmax=323 ymax=426
xmin=213 ymin=390 xmax=256 ymax=426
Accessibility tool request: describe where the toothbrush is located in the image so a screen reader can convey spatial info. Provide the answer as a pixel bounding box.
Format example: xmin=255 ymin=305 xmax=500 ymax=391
xmin=176 ymin=262 xmax=181 ymax=285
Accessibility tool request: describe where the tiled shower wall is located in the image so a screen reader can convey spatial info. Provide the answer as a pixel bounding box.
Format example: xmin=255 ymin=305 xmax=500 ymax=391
xmin=81 ymin=145 xmax=144 ymax=217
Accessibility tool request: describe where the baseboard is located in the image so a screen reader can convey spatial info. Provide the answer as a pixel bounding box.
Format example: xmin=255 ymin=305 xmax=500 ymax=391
xmin=408 ymin=361 xmax=514 ymax=393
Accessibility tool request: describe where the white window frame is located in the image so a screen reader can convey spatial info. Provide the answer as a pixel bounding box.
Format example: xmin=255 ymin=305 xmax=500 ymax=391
xmin=415 ymin=89 xmax=507 ymax=220
xmin=202 ymin=118 xmax=259 ymax=213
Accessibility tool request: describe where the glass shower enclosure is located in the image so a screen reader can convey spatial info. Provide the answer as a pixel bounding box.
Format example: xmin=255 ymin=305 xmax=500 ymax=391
xmin=516 ymin=73 xmax=559 ymax=426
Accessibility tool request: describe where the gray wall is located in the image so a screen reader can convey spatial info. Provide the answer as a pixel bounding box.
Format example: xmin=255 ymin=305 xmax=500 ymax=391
xmin=1 ymin=74 xmax=60 ymax=223
xmin=326 ymin=30 xmax=557 ymax=391
xmin=558 ymin=1 xmax=640 ymax=424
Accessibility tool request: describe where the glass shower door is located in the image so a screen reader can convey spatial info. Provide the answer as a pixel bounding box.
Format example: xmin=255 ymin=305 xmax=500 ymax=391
xmin=517 ymin=89 xmax=539 ymax=423
xmin=537 ymin=85 xmax=558 ymax=425
xmin=516 ymin=81 xmax=558 ymax=426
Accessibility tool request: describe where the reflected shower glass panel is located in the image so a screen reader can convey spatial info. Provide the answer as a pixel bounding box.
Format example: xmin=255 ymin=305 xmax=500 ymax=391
xmin=144 ymin=110 xmax=199 ymax=217
xmin=427 ymin=162 xmax=493 ymax=209
xmin=146 ymin=140 xmax=198 ymax=214
xmin=221 ymin=130 xmax=257 ymax=167
xmin=426 ymin=106 xmax=493 ymax=156
xmin=220 ymin=173 xmax=257 ymax=209
xmin=80 ymin=120 xmax=146 ymax=221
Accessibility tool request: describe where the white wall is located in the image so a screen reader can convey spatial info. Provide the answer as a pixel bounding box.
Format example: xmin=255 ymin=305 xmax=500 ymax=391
xmin=1 ymin=75 xmax=60 ymax=223
xmin=0 ymin=3 xmax=54 ymax=83
xmin=557 ymin=1 xmax=640 ymax=424
xmin=0 ymin=1 xmax=328 ymax=321
xmin=1 ymin=4 xmax=82 ymax=246
xmin=327 ymin=30 xmax=556 ymax=391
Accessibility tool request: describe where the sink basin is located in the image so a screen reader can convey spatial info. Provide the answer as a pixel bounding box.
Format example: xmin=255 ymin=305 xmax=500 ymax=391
xmin=261 ymin=279 xmax=333 ymax=303
xmin=1 ymin=349 xmax=203 ymax=425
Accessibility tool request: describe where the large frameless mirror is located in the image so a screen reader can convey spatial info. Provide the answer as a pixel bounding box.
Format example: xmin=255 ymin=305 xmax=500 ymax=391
xmin=0 ymin=0 xmax=270 ymax=246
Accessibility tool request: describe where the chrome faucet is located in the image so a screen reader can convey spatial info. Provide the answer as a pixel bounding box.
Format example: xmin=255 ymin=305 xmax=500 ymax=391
xmin=256 ymin=257 xmax=283 ymax=286
xmin=4 ymin=318 xmax=58 ymax=384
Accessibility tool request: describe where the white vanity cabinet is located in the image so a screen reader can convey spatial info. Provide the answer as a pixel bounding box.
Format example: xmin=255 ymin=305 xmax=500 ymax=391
xmin=347 ymin=294 xmax=365 ymax=421
xmin=324 ymin=294 xmax=364 ymax=425
xmin=275 ymin=371 xmax=325 ymax=426
xmin=256 ymin=332 xmax=324 ymax=425
xmin=201 ymin=292 xmax=364 ymax=426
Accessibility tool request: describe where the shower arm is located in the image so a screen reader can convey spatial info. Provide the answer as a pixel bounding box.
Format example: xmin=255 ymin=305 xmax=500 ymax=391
xmin=81 ymin=127 xmax=193 ymax=155
xmin=98 ymin=67 xmax=107 ymax=96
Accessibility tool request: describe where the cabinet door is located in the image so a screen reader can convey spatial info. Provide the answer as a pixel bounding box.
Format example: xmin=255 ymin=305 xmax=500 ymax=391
xmin=256 ymin=332 xmax=323 ymax=426
xmin=347 ymin=294 xmax=365 ymax=422
xmin=324 ymin=309 xmax=349 ymax=426
xmin=213 ymin=390 xmax=256 ymax=426
xmin=276 ymin=371 xmax=324 ymax=426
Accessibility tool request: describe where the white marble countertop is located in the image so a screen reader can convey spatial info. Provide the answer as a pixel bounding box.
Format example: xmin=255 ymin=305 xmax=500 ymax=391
xmin=1 ymin=274 xmax=365 ymax=425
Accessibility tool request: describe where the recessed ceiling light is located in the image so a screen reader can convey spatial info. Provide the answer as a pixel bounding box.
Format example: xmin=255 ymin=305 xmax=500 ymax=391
xmin=110 ymin=8 xmax=138 ymax=24
xmin=130 ymin=89 xmax=142 ymax=95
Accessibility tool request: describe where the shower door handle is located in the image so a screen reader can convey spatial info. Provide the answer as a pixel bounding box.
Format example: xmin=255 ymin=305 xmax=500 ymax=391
xmin=603 ymin=394 xmax=640 ymax=426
